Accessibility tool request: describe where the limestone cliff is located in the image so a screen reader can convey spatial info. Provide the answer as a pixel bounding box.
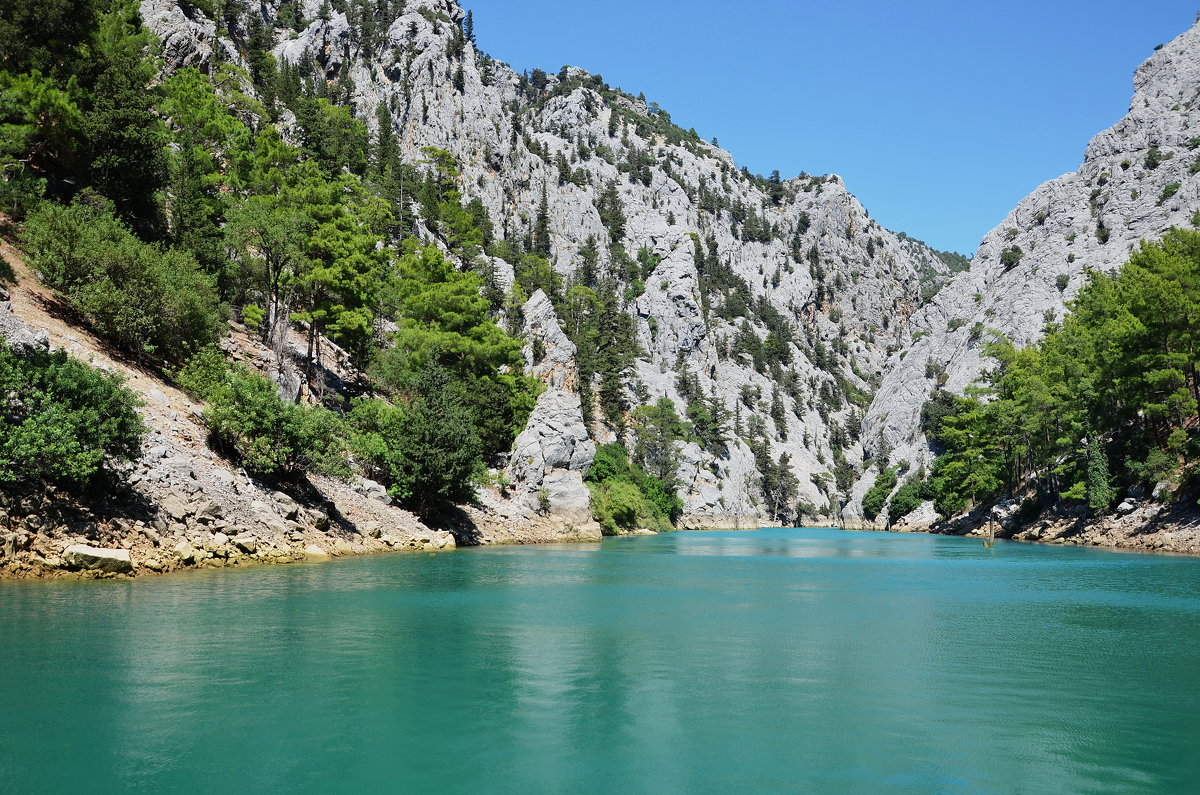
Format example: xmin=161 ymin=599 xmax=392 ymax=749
xmin=133 ymin=1 xmax=1200 ymax=531
xmin=139 ymin=0 xmax=965 ymax=524
xmin=857 ymin=19 xmax=1200 ymax=521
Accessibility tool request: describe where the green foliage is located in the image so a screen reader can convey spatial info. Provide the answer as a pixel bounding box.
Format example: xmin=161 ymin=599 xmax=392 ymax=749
xmin=0 ymin=344 xmax=145 ymax=490
xmin=80 ymin=0 xmax=167 ymax=223
xmin=1144 ymin=145 xmax=1170 ymax=170
xmin=177 ymin=350 xmax=348 ymax=478
xmin=370 ymin=239 xmax=538 ymax=463
xmin=861 ymin=467 xmax=898 ymax=520
xmin=999 ymin=245 xmax=1023 ymax=270
xmin=585 ymin=442 xmax=680 ymax=533
xmin=0 ymin=0 xmax=165 ymax=224
xmin=1159 ymin=182 xmax=1182 ymax=205
xmin=887 ymin=481 xmax=924 ymax=524
xmin=630 ymin=398 xmax=686 ymax=485
xmin=293 ymin=96 xmax=369 ymax=177
xmin=349 ymin=366 xmax=483 ymax=515
xmin=0 ymin=0 xmax=100 ymax=77
xmin=22 ymin=198 xmax=223 ymax=362
xmin=925 ymin=228 xmax=1200 ymax=515
xmin=557 ymin=276 xmax=637 ymax=427
xmin=0 ymin=70 xmax=83 ymax=216
xmin=159 ymin=67 xmax=260 ymax=288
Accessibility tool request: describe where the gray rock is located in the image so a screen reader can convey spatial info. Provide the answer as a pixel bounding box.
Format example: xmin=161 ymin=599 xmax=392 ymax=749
xmin=62 ymin=544 xmax=134 ymax=574
xmin=232 ymin=534 xmax=258 ymax=554
xmin=194 ymin=499 xmax=224 ymax=520
xmin=172 ymin=540 xmax=200 ymax=564
xmin=160 ymin=495 xmax=191 ymax=522
xmin=272 ymin=492 xmax=302 ymax=521
xmin=354 ymin=478 xmax=392 ymax=505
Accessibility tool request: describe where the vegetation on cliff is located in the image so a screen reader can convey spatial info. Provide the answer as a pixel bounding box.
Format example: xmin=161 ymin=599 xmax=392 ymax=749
xmin=921 ymin=228 xmax=1200 ymax=518
xmin=0 ymin=345 xmax=145 ymax=490
xmin=1 ymin=0 xmax=538 ymax=516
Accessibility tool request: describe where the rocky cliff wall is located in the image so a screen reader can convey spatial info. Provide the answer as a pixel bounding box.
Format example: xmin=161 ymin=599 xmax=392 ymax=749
xmin=857 ymin=20 xmax=1200 ymax=520
xmin=140 ymin=0 xmax=961 ymax=522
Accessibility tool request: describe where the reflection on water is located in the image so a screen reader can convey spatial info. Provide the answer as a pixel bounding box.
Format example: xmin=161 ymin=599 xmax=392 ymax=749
xmin=2 ymin=527 xmax=1200 ymax=793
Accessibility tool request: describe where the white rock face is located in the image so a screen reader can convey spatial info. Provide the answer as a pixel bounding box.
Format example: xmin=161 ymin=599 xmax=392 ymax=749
xmin=140 ymin=0 xmax=1200 ymax=527
xmin=505 ymin=292 xmax=595 ymax=520
xmin=858 ymin=20 xmax=1200 ymax=515
xmin=135 ymin=0 xmax=961 ymax=523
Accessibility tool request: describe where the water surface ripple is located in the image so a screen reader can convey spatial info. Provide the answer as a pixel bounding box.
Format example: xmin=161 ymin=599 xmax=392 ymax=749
xmin=2 ymin=528 xmax=1199 ymax=793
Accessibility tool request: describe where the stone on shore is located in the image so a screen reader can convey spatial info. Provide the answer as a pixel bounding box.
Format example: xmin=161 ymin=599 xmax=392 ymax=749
xmin=62 ymin=544 xmax=134 ymax=574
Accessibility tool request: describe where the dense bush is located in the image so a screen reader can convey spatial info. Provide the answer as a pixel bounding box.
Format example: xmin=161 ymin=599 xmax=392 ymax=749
xmin=176 ymin=349 xmax=346 ymax=478
xmin=348 ymin=366 xmax=483 ymax=515
xmin=22 ymin=199 xmax=223 ymax=362
xmin=0 ymin=344 xmax=145 ymax=489
xmin=999 ymin=245 xmax=1023 ymax=270
xmin=585 ymin=442 xmax=679 ymax=534
xmin=887 ymin=481 xmax=924 ymax=524
xmin=861 ymin=467 xmax=897 ymax=520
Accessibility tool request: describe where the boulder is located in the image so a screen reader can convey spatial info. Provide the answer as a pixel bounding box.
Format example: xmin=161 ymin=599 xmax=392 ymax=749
xmin=172 ymin=540 xmax=201 ymax=564
xmin=194 ymin=499 xmax=225 ymax=521
xmin=62 ymin=544 xmax=134 ymax=574
xmin=161 ymin=495 xmax=191 ymax=522
xmin=272 ymin=491 xmax=301 ymax=521
xmin=354 ymin=478 xmax=392 ymax=504
xmin=232 ymin=534 xmax=258 ymax=554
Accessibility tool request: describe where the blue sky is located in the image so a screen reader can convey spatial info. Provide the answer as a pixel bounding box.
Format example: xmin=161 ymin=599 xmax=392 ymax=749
xmin=463 ymin=0 xmax=1197 ymax=255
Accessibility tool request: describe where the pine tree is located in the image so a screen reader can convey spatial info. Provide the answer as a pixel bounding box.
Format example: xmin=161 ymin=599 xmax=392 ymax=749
xmin=575 ymin=235 xmax=599 ymax=289
xmin=532 ymin=185 xmax=551 ymax=257
xmin=1085 ymin=437 xmax=1117 ymax=512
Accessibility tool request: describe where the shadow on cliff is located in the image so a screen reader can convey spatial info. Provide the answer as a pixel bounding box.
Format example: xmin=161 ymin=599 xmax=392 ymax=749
xmin=2 ymin=475 xmax=157 ymax=546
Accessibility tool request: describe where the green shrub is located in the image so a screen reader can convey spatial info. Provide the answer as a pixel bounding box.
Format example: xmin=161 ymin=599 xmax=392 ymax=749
xmin=1159 ymin=183 xmax=1182 ymax=205
xmin=585 ymin=442 xmax=680 ymax=532
xmin=887 ymin=482 xmax=924 ymax=523
xmin=861 ymin=467 xmax=897 ymax=520
xmin=999 ymin=245 xmax=1023 ymax=270
xmin=1145 ymin=145 xmax=1171 ymax=169
xmin=0 ymin=344 xmax=145 ymax=489
xmin=22 ymin=199 xmax=224 ymax=362
xmin=348 ymin=365 xmax=482 ymax=515
xmin=177 ymin=350 xmax=347 ymax=478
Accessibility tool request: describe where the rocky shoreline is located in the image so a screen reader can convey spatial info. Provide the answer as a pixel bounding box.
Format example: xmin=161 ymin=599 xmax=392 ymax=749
xmin=850 ymin=498 xmax=1200 ymax=556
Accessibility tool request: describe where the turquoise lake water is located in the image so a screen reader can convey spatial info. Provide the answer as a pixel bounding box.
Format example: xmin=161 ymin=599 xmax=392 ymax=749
xmin=2 ymin=527 xmax=1200 ymax=793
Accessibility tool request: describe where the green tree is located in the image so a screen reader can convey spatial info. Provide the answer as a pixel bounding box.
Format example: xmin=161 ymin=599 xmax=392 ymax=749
xmin=80 ymin=0 xmax=167 ymax=223
xmin=0 ymin=71 xmax=83 ymax=215
xmin=350 ymin=366 xmax=482 ymax=515
xmin=0 ymin=345 xmax=145 ymax=490
xmin=631 ymin=398 xmax=685 ymax=485
xmin=23 ymin=198 xmax=223 ymax=362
